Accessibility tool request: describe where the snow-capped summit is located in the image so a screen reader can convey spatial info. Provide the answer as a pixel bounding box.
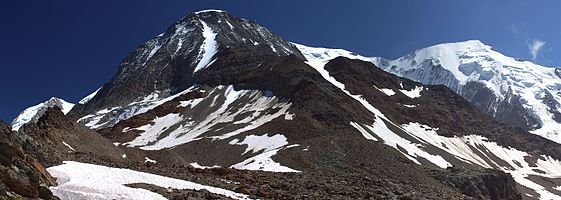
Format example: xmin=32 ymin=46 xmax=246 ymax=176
xmin=372 ymin=40 xmax=561 ymax=143
xmin=11 ymin=97 xmax=75 ymax=131
xmin=193 ymin=9 xmax=226 ymax=15
xmin=376 ymin=40 xmax=504 ymax=95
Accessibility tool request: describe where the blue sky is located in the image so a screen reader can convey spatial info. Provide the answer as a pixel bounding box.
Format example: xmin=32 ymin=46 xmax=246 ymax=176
xmin=0 ymin=0 xmax=559 ymax=122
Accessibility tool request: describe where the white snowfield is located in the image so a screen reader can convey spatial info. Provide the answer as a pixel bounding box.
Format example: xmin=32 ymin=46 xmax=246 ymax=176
xmin=11 ymin=97 xmax=75 ymax=131
xmin=47 ymin=161 xmax=249 ymax=200
xmin=297 ymin=43 xmax=561 ymax=199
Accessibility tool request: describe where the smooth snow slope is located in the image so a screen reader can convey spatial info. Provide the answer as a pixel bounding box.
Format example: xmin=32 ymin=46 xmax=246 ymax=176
xmin=47 ymin=161 xmax=249 ymax=200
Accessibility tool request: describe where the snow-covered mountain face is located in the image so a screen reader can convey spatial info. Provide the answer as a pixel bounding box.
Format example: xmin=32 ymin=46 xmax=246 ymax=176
xmin=11 ymin=97 xmax=75 ymax=131
xmin=372 ymin=40 xmax=561 ymax=144
xmin=294 ymin=40 xmax=561 ymax=145
xmin=73 ymin=10 xmax=303 ymax=126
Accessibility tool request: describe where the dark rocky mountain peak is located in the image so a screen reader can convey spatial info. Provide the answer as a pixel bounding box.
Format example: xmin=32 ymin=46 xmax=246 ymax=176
xmin=75 ymin=9 xmax=303 ymax=116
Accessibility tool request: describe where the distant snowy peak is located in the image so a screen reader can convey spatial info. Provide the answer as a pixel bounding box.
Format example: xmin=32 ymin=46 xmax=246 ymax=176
xmin=375 ymin=40 xmax=560 ymax=98
xmin=292 ymin=43 xmax=373 ymax=63
xmin=296 ymin=40 xmax=561 ymax=144
xmin=11 ymin=97 xmax=75 ymax=131
xmin=373 ymin=40 xmax=561 ymax=143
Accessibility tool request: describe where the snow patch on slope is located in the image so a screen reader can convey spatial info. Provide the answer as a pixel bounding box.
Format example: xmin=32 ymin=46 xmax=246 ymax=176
xmin=402 ymin=122 xmax=561 ymax=199
xmin=47 ymin=161 xmax=249 ymax=200
xmin=372 ymin=85 xmax=396 ymax=96
xmin=400 ymin=86 xmax=423 ymax=98
xmin=124 ymin=113 xmax=184 ymax=147
xmin=78 ymin=86 xmax=198 ymax=129
xmin=144 ymin=157 xmax=157 ymax=164
xmin=350 ymin=122 xmax=378 ymax=141
xmin=193 ymin=19 xmax=218 ymax=73
xmin=230 ymin=134 xmax=289 ymax=155
xmin=352 ymin=121 xmax=451 ymax=168
xmin=62 ymin=141 xmax=75 ymax=152
xmin=231 ymin=144 xmax=300 ymax=173
xmin=120 ymin=85 xmax=292 ymax=150
xmin=224 ymin=134 xmax=301 ymax=172
xmin=190 ymin=163 xmax=220 ymax=169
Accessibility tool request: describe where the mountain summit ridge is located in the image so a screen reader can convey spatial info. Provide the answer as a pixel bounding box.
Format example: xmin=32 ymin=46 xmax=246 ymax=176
xmin=70 ymin=10 xmax=303 ymax=129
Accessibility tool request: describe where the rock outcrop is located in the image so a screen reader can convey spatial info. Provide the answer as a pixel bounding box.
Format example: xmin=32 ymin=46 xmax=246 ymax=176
xmin=0 ymin=121 xmax=59 ymax=199
xmin=433 ymin=167 xmax=521 ymax=200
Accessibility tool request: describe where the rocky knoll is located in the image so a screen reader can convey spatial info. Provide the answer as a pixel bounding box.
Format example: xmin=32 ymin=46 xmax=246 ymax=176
xmin=0 ymin=121 xmax=58 ymax=199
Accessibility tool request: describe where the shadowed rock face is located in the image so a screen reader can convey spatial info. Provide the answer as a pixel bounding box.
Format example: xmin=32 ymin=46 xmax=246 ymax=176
xmin=461 ymin=82 xmax=540 ymax=130
xmin=0 ymin=121 xmax=59 ymax=200
xmin=372 ymin=42 xmax=561 ymax=144
xmin=543 ymin=90 xmax=561 ymax=124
